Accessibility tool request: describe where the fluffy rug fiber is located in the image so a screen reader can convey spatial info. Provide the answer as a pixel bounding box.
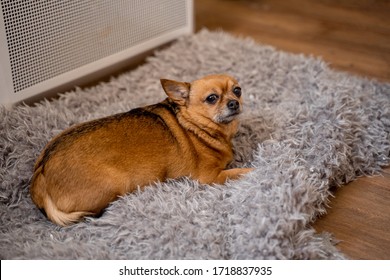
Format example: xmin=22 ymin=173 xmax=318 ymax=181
xmin=1 ymin=30 xmax=389 ymax=259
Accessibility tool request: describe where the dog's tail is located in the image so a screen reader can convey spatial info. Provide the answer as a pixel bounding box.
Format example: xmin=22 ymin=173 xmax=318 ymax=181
xmin=30 ymin=167 xmax=91 ymax=227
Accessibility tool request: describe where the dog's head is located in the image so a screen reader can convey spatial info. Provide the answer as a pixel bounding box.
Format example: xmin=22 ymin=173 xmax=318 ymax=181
xmin=161 ymin=74 xmax=243 ymax=125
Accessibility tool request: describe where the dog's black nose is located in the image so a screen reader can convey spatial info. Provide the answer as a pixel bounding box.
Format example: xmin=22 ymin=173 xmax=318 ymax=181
xmin=227 ymin=100 xmax=239 ymax=111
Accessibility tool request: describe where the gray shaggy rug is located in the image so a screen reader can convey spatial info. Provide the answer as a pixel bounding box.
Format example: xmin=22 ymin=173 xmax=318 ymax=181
xmin=1 ymin=30 xmax=389 ymax=259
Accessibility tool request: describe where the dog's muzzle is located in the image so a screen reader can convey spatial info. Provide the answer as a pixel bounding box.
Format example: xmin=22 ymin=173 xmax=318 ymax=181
xmin=214 ymin=100 xmax=241 ymax=124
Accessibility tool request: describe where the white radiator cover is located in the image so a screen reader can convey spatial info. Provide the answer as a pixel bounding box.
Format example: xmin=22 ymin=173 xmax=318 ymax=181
xmin=0 ymin=0 xmax=193 ymax=106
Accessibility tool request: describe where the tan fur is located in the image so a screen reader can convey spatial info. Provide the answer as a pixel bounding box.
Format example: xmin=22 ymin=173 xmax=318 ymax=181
xmin=30 ymin=74 xmax=253 ymax=226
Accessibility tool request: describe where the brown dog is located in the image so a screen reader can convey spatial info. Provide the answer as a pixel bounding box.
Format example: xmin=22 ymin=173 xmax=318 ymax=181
xmin=30 ymin=74 xmax=253 ymax=226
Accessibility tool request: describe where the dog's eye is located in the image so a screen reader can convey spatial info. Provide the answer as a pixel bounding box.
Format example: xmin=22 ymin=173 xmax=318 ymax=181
xmin=233 ymin=87 xmax=242 ymax=97
xmin=205 ymin=94 xmax=219 ymax=104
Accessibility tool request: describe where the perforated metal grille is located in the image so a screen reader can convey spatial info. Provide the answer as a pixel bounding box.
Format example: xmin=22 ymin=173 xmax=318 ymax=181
xmin=1 ymin=0 xmax=188 ymax=93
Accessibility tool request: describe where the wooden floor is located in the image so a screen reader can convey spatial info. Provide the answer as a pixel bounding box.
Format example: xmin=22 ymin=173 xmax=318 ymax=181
xmin=195 ymin=0 xmax=390 ymax=259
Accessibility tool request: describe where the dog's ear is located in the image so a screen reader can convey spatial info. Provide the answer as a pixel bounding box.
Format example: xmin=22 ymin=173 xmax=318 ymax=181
xmin=160 ymin=79 xmax=190 ymax=105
